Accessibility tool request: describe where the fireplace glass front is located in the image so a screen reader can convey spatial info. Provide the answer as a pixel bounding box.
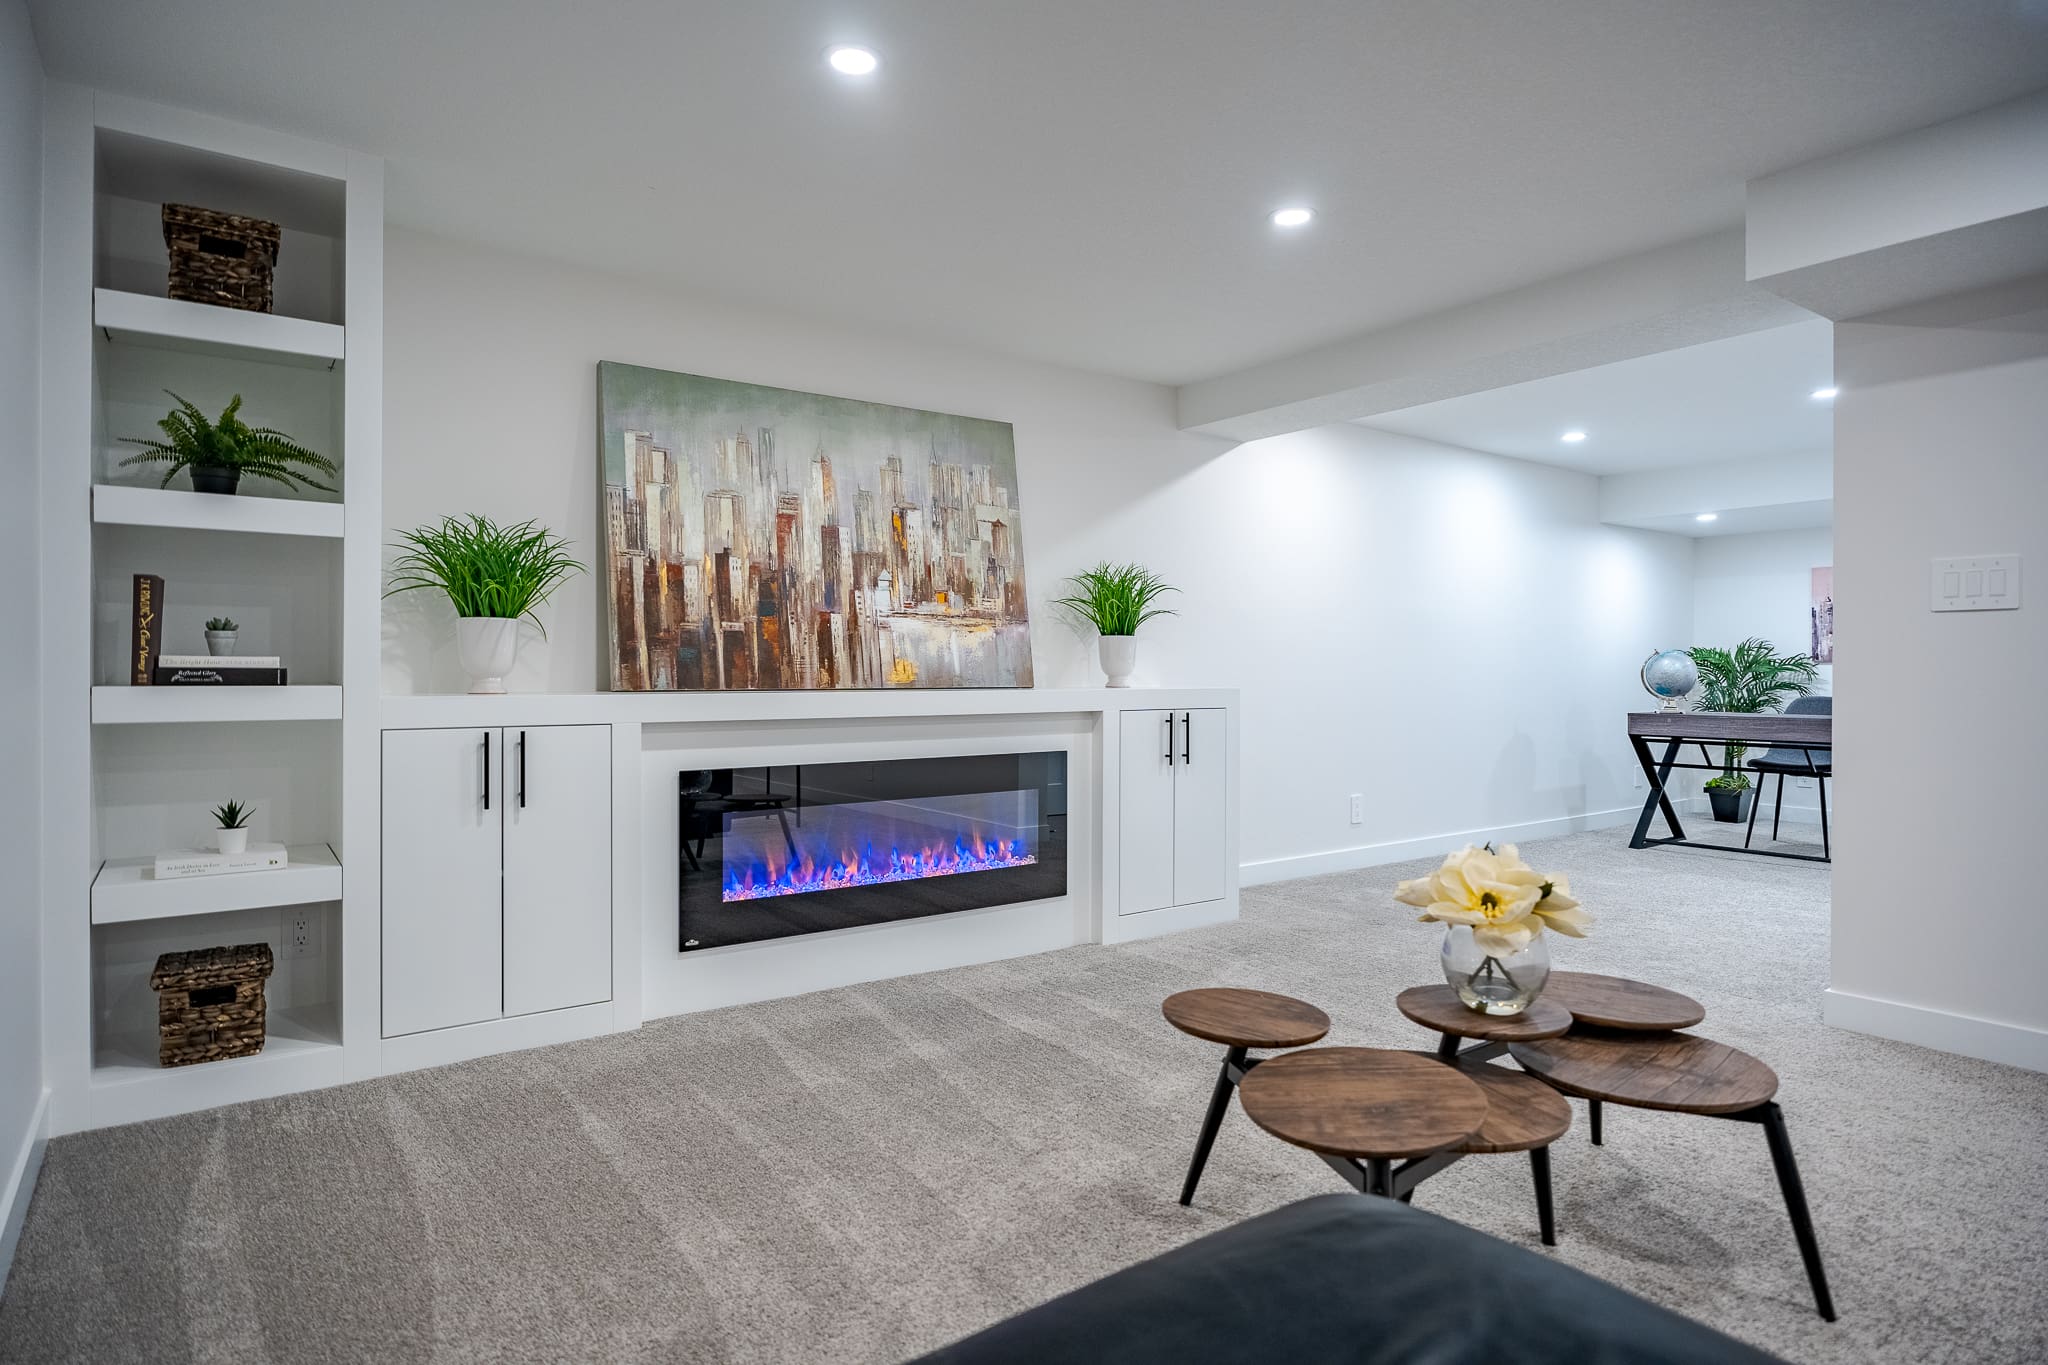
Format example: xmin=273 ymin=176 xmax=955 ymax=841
xmin=678 ymin=751 xmax=1067 ymax=950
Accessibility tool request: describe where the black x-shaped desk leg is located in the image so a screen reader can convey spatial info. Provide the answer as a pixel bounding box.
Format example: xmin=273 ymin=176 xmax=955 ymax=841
xmin=1628 ymin=737 xmax=1686 ymax=848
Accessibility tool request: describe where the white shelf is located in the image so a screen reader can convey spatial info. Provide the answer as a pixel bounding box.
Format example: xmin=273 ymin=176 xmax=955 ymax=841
xmin=89 ymin=1004 xmax=345 ymax=1128
xmin=92 ymin=484 xmax=344 ymax=538
xmin=94 ymin=288 xmax=344 ymax=367
xmin=92 ymin=684 xmax=342 ymax=724
xmin=91 ymin=842 xmax=340 ymax=925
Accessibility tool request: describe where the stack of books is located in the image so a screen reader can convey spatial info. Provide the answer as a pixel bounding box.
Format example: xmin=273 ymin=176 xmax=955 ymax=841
xmin=154 ymin=654 xmax=288 ymax=685
xmin=153 ymin=844 xmax=291 ymax=880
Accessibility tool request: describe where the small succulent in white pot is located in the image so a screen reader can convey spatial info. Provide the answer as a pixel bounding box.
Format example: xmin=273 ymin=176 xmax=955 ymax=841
xmin=205 ymin=616 xmax=239 ymax=656
xmin=211 ymin=798 xmax=254 ymax=855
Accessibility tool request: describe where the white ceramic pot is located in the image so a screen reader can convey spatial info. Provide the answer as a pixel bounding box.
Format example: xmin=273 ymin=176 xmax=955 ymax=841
xmin=455 ymin=616 xmax=521 ymax=695
xmin=205 ymin=630 xmax=237 ymax=657
xmin=215 ymin=826 xmax=250 ymax=855
xmin=1098 ymin=634 xmax=1138 ymax=688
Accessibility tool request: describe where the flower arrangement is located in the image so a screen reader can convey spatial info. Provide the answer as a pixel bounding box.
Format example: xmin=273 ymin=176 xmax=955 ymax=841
xmin=1396 ymin=844 xmax=1591 ymax=1011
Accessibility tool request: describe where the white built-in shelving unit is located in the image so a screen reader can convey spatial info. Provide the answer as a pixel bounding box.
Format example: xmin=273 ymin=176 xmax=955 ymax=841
xmin=38 ymin=89 xmax=382 ymax=1132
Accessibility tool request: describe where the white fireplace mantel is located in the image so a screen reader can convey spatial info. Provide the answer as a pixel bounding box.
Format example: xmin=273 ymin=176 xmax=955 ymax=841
xmin=379 ymin=685 xmax=1230 ymax=730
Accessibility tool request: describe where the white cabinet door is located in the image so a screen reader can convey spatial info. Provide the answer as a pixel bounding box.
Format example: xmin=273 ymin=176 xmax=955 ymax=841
xmin=502 ymin=724 xmax=614 ymax=1017
xmin=1119 ymin=709 xmax=1178 ymax=916
xmin=1172 ymin=709 xmax=1230 ymax=907
xmin=382 ymin=728 xmax=503 ymax=1037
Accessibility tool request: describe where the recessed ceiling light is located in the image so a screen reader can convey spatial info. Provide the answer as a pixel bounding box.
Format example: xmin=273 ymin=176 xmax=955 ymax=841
xmin=1696 ymin=512 xmax=1718 ymax=523
xmin=1810 ymin=386 xmax=1839 ymax=400
xmin=1560 ymin=430 xmax=1587 ymax=443
xmin=1269 ymin=207 xmax=1315 ymax=229
xmin=827 ymin=45 xmax=879 ymax=75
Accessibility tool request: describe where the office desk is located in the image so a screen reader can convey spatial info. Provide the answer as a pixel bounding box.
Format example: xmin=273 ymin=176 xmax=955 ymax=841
xmin=1626 ymin=711 xmax=1832 ymax=863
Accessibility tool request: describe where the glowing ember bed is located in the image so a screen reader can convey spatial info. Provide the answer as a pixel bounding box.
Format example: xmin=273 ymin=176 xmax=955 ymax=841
xmin=677 ymin=751 xmax=1068 ymax=950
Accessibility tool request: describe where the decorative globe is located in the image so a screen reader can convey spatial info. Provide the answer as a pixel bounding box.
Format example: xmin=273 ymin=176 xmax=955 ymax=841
xmin=1641 ymin=649 xmax=1697 ymax=711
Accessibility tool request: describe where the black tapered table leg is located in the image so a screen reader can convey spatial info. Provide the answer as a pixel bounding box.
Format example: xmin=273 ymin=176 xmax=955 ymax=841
xmin=1366 ymin=1157 xmax=1393 ymax=1199
xmin=1772 ymin=772 xmax=1785 ymax=840
xmin=1530 ymin=1146 xmax=1556 ymax=1246
xmin=1755 ymin=1102 xmax=1836 ymax=1321
xmin=1179 ymin=1045 xmax=1246 ymax=1206
xmin=1589 ymin=1097 xmax=1603 ymax=1146
xmin=1817 ymin=774 xmax=1831 ymax=862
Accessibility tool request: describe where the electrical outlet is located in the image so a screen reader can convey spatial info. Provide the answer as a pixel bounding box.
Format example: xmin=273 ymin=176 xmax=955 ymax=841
xmin=283 ymin=909 xmax=318 ymax=959
xmin=1348 ymin=793 xmax=1364 ymax=825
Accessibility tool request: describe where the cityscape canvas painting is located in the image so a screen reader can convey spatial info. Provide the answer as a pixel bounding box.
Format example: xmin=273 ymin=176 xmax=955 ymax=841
xmin=598 ymin=362 xmax=1034 ymax=691
xmin=1810 ymin=565 xmax=1834 ymax=664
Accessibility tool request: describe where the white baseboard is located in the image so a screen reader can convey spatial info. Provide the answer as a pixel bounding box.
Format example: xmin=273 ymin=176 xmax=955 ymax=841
xmin=1825 ymin=989 xmax=2048 ymax=1073
xmin=0 ymin=1088 xmax=51 ymax=1294
xmin=1239 ymin=805 xmax=1643 ymax=887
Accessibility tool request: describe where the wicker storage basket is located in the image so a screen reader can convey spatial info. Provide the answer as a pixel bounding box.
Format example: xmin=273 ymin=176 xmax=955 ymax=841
xmin=149 ymin=942 xmax=275 ymax=1067
xmin=161 ymin=203 xmax=281 ymax=312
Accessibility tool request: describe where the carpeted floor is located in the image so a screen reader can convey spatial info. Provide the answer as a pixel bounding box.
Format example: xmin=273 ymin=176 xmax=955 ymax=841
xmin=4 ymin=824 xmax=2046 ymax=1364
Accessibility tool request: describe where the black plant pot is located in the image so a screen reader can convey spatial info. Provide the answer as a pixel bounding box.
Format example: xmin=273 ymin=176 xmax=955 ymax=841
xmin=1707 ymin=787 xmax=1755 ymax=823
xmin=189 ymin=465 xmax=241 ymax=495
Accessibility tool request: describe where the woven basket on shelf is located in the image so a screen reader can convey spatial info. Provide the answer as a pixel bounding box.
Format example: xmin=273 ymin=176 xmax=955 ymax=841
xmin=161 ymin=203 xmax=281 ymax=313
xmin=149 ymin=942 xmax=275 ymax=1067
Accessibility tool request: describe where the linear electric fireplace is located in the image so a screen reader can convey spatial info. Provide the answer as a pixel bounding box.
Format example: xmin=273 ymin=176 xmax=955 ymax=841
xmin=678 ymin=751 xmax=1067 ymax=950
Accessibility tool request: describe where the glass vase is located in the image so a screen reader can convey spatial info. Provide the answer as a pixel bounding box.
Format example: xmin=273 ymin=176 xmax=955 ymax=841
xmin=1441 ymin=925 xmax=1551 ymax=1015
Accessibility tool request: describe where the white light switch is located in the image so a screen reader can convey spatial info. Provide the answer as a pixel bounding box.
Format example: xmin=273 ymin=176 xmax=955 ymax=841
xmin=1931 ymin=555 xmax=2021 ymax=612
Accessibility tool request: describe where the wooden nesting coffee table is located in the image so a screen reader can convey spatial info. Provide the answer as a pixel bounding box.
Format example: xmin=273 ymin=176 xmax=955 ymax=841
xmin=1237 ymin=1046 xmax=1569 ymax=1242
xmin=1162 ymin=987 xmax=1332 ymax=1206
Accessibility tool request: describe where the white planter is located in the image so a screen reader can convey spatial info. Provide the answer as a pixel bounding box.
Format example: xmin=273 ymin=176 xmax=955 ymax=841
xmin=205 ymin=630 xmax=237 ymax=657
xmin=455 ymin=616 xmax=521 ymax=695
xmin=215 ymin=826 xmax=250 ymax=855
xmin=1098 ymin=634 xmax=1138 ymax=688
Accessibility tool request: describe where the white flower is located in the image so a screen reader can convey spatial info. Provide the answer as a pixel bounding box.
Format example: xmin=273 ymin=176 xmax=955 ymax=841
xmin=1395 ymin=844 xmax=1592 ymax=954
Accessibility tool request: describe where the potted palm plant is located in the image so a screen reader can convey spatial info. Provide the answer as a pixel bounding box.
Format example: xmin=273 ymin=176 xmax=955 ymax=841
xmin=386 ymin=514 xmax=586 ymax=694
xmin=1053 ymin=562 xmax=1178 ymax=687
xmin=120 ymin=392 xmax=337 ymax=495
xmin=1687 ymin=638 xmax=1819 ymax=822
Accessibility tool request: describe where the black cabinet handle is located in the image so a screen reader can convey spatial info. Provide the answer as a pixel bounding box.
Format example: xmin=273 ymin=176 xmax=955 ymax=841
xmin=1165 ymin=713 xmax=1175 ymax=767
xmin=517 ymin=730 xmax=527 ymax=809
xmin=1182 ymin=711 xmax=1192 ymax=764
xmin=481 ymin=731 xmax=491 ymax=810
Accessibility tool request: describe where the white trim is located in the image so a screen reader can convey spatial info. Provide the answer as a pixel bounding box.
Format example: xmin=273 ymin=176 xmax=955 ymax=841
xmin=1824 ymin=989 xmax=2048 ymax=1074
xmin=0 ymin=1089 xmax=52 ymax=1290
xmin=1239 ymin=805 xmax=1644 ymax=886
xmin=378 ymin=1002 xmax=618 ymax=1077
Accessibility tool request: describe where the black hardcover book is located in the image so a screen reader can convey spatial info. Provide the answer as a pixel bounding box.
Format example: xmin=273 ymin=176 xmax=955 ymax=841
xmin=153 ymin=667 xmax=289 ymax=685
xmin=131 ymin=574 xmax=164 ymax=685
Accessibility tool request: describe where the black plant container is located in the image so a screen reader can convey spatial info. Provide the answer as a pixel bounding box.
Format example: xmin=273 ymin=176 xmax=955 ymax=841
xmin=1707 ymin=787 xmax=1755 ymax=823
xmin=189 ymin=465 xmax=241 ymax=495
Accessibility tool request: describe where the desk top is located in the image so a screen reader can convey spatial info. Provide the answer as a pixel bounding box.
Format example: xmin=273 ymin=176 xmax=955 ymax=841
xmin=1628 ymin=710 xmax=1831 ymax=746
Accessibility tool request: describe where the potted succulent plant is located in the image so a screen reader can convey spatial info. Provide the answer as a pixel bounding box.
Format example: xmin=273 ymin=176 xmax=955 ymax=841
xmin=120 ymin=391 xmax=337 ymax=496
xmin=1053 ymin=561 xmax=1179 ymax=687
xmin=210 ymin=799 xmax=254 ymax=855
xmin=1687 ymin=638 xmax=1820 ymax=822
xmin=205 ymin=616 xmax=239 ymax=656
xmin=386 ymin=514 xmax=586 ymax=694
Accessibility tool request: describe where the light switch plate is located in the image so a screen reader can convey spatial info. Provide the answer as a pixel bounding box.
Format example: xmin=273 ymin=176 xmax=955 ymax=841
xmin=1930 ymin=555 xmax=2020 ymax=612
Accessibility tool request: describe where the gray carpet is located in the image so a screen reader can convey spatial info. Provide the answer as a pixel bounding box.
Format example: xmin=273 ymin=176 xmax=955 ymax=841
xmin=4 ymin=825 xmax=2046 ymax=1364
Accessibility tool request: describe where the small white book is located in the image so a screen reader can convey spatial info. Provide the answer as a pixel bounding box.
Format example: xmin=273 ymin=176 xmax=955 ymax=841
xmin=158 ymin=654 xmax=283 ymax=668
xmin=153 ymin=844 xmax=290 ymax=880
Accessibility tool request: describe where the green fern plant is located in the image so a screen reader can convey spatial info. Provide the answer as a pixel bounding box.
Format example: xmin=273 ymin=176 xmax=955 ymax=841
xmin=385 ymin=514 xmax=586 ymax=633
xmin=1688 ymin=638 xmax=1819 ymax=789
xmin=120 ymin=391 xmax=338 ymax=493
xmin=210 ymin=799 xmax=253 ymax=830
xmin=1052 ymin=562 xmax=1178 ymax=636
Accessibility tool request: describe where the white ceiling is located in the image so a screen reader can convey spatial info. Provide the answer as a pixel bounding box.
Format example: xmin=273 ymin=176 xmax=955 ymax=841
xmin=27 ymin=2 xmax=2048 ymax=386
xmin=1358 ymin=318 xmax=1836 ymax=475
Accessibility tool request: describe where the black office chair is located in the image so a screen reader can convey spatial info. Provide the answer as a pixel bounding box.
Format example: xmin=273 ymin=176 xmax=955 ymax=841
xmin=1745 ymin=694 xmax=1831 ymax=860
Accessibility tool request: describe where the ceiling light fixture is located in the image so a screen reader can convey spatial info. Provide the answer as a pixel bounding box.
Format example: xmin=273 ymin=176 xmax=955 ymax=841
xmin=827 ymin=45 xmax=879 ymax=75
xmin=1696 ymin=513 xmax=1718 ymax=523
xmin=1269 ymin=207 xmax=1315 ymax=229
xmin=1810 ymin=386 xmax=1839 ymax=400
xmin=1560 ymin=430 xmax=1587 ymax=443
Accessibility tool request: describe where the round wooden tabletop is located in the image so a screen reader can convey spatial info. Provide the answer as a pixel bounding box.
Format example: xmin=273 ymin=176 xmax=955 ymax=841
xmin=1541 ymin=972 xmax=1705 ymax=1031
xmin=1395 ymin=985 xmax=1574 ymax=1042
xmin=1418 ymin=1058 xmax=1574 ymax=1154
xmin=1162 ymin=988 xmax=1332 ymax=1049
xmin=1509 ymin=1027 xmax=1778 ymax=1115
xmin=1238 ymin=1047 xmax=1488 ymax=1159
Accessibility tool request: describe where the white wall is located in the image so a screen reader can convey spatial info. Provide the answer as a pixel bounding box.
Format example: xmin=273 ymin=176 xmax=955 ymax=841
xmin=1829 ymin=275 xmax=2048 ymax=1071
xmin=0 ymin=0 xmax=47 ymax=1279
xmin=383 ymin=230 xmax=1692 ymax=876
xmin=1692 ymin=527 xmax=1834 ymax=693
